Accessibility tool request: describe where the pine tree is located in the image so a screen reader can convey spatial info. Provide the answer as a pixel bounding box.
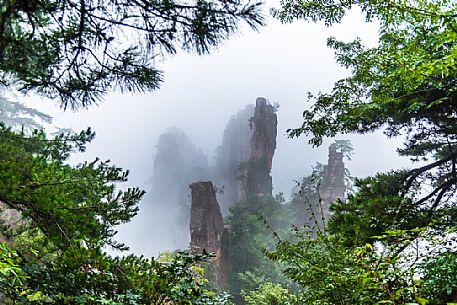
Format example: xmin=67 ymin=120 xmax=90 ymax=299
xmin=0 ymin=0 xmax=265 ymax=109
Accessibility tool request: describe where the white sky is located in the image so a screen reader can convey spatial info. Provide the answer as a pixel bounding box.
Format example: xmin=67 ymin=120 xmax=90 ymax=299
xmin=23 ymin=2 xmax=413 ymax=255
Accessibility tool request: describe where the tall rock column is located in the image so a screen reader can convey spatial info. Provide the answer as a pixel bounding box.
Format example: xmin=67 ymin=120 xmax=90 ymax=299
xmin=246 ymin=97 xmax=277 ymax=197
xmin=189 ymin=181 xmax=227 ymax=284
xmin=319 ymin=144 xmax=346 ymax=222
xmin=212 ymin=105 xmax=254 ymax=215
xmin=212 ymin=97 xmax=277 ymax=214
xmin=189 ymin=181 xmax=224 ymax=255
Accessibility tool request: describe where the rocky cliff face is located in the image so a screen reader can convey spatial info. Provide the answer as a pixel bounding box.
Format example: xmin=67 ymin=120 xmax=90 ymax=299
xmin=143 ymin=98 xmax=277 ymax=254
xmin=189 ymin=181 xmax=225 ymax=255
xmin=189 ymin=181 xmax=227 ymax=284
xmin=213 ymin=105 xmax=254 ymax=215
xmin=246 ymin=97 xmax=277 ymax=197
xmin=319 ymin=143 xmax=346 ymax=221
xmin=290 ymin=143 xmax=347 ymax=230
xmin=213 ymin=97 xmax=277 ymax=214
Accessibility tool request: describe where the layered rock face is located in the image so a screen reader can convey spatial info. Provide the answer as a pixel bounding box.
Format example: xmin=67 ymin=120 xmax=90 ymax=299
xmin=213 ymin=97 xmax=277 ymax=215
xmin=319 ymin=143 xmax=346 ymax=221
xmin=246 ymin=97 xmax=277 ymax=197
xmin=187 ymin=98 xmax=277 ymax=284
xmin=213 ymin=105 xmax=254 ymax=215
xmin=145 ymin=98 xmax=277 ymax=254
xmin=289 ymin=143 xmax=348 ymax=231
xmin=189 ymin=181 xmax=227 ymax=284
xmin=189 ymin=181 xmax=225 ymax=255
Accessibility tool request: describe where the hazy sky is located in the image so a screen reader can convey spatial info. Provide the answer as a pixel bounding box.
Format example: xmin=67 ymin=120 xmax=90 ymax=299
xmin=24 ymin=2 xmax=412 ymax=255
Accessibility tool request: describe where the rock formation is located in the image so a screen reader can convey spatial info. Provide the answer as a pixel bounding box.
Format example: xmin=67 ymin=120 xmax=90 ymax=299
xmin=189 ymin=181 xmax=227 ymax=285
xmin=289 ymin=143 xmax=347 ymax=230
xmin=246 ymin=97 xmax=277 ymax=197
xmin=151 ymin=127 xmax=209 ymax=201
xmin=213 ymin=105 xmax=254 ymax=214
xmin=213 ymin=97 xmax=277 ymax=214
xmin=146 ymin=127 xmax=209 ymax=251
xmin=143 ymin=98 xmax=277 ymax=255
xmin=319 ymin=143 xmax=346 ymax=221
xmin=0 ymin=202 xmax=21 ymax=244
xmin=189 ymin=181 xmax=225 ymax=255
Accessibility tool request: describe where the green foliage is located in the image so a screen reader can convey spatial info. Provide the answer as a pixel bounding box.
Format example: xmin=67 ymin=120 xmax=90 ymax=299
xmin=13 ymin=246 xmax=232 ymax=304
xmin=0 ymin=242 xmax=28 ymax=301
xmin=242 ymin=282 xmax=300 ymax=305
xmin=266 ymin=226 xmax=457 ymax=305
xmin=287 ymin=169 xmax=322 ymax=229
xmin=266 ymin=171 xmax=457 ymax=304
xmin=0 ymin=125 xmax=230 ymax=304
xmin=225 ymin=195 xmax=290 ymax=303
xmin=327 ymin=172 xmax=435 ymax=247
xmin=0 ymin=0 xmax=265 ymax=109
xmin=85 ymin=251 xmax=230 ymax=304
xmin=274 ymin=0 xmax=457 ymax=223
xmin=267 ymin=230 xmax=382 ymax=305
xmin=268 ymin=3 xmax=457 ymax=303
xmin=0 ymin=0 xmax=267 ymax=302
xmin=421 ymin=251 xmax=457 ymax=304
xmin=0 ymin=124 xmax=142 ymax=250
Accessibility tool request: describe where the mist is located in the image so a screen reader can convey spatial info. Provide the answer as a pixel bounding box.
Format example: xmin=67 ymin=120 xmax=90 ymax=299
xmin=22 ymin=5 xmax=412 ymax=257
